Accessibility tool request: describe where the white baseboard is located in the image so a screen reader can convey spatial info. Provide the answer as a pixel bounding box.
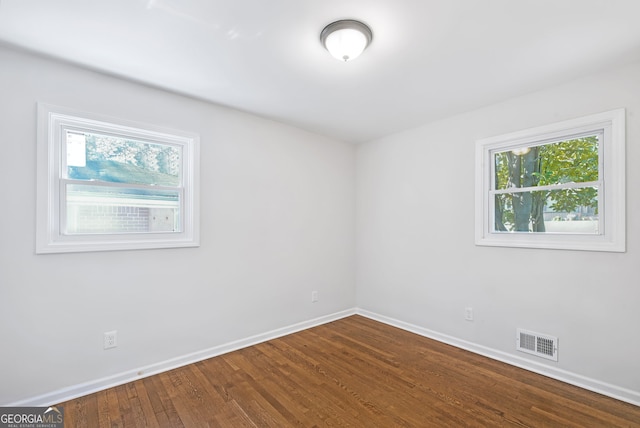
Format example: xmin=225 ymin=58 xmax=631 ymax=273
xmin=8 ymin=308 xmax=356 ymax=407
xmin=10 ymin=307 xmax=639 ymax=408
xmin=356 ymin=308 xmax=640 ymax=407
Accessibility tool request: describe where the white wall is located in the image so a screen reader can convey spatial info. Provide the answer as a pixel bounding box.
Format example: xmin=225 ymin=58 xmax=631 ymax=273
xmin=2 ymin=42 xmax=639 ymax=406
xmin=0 ymin=46 xmax=356 ymax=405
xmin=356 ymin=61 xmax=640 ymax=401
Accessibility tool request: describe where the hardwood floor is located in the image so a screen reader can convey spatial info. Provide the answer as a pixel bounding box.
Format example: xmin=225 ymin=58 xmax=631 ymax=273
xmin=58 ymin=315 xmax=640 ymax=427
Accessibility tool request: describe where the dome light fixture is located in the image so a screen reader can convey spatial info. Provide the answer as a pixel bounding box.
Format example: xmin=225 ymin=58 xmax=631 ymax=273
xmin=320 ymin=19 xmax=372 ymax=62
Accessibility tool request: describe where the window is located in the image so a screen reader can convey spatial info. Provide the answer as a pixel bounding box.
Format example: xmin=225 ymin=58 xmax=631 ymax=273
xmin=37 ymin=103 xmax=200 ymax=253
xmin=475 ymin=109 xmax=625 ymax=252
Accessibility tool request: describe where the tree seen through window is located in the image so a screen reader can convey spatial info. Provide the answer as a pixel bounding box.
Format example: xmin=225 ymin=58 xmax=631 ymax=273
xmin=493 ymin=135 xmax=599 ymax=233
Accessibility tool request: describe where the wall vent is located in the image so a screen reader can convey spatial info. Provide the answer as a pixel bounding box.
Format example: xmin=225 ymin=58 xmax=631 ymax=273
xmin=516 ymin=328 xmax=558 ymax=361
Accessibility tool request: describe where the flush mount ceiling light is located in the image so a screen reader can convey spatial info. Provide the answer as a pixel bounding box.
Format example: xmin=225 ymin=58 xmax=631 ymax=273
xmin=320 ymin=19 xmax=373 ymax=62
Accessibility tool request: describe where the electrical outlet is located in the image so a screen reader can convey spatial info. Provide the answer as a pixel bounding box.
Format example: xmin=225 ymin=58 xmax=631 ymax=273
xmin=104 ymin=330 xmax=117 ymax=349
xmin=464 ymin=307 xmax=474 ymax=321
xmin=311 ymin=291 xmax=318 ymax=303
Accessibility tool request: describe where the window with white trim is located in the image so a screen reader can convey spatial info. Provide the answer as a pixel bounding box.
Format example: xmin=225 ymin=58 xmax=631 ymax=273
xmin=475 ymin=109 xmax=625 ymax=252
xmin=37 ymin=103 xmax=200 ymax=253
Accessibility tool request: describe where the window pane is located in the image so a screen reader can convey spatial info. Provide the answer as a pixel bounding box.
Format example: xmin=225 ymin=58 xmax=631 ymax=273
xmin=65 ymin=183 xmax=180 ymax=234
xmin=66 ymin=130 xmax=181 ymax=186
xmin=494 ymin=135 xmax=599 ymax=190
xmin=494 ymin=187 xmax=598 ymax=234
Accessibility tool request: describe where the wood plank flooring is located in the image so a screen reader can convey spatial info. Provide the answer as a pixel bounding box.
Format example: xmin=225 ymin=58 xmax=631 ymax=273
xmin=58 ymin=315 xmax=640 ymax=427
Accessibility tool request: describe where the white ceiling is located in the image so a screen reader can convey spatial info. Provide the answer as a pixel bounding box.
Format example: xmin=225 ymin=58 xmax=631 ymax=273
xmin=1 ymin=0 xmax=640 ymax=143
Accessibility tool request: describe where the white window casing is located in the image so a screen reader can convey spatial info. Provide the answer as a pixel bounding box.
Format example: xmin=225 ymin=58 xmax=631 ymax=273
xmin=475 ymin=109 xmax=625 ymax=252
xmin=36 ymin=103 xmax=200 ymax=254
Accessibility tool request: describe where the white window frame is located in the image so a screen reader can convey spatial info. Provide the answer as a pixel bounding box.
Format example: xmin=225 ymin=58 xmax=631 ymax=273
xmin=36 ymin=103 xmax=200 ymax=254
xmin=475 ymin=109 xmax=625 ymax=252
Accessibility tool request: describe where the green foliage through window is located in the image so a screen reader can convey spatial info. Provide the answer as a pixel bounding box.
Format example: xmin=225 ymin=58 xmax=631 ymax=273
xmin=493 ymin=135 xmax=599 ymax=233
xmin=66 ymin=131 xmax=181 ymax=186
